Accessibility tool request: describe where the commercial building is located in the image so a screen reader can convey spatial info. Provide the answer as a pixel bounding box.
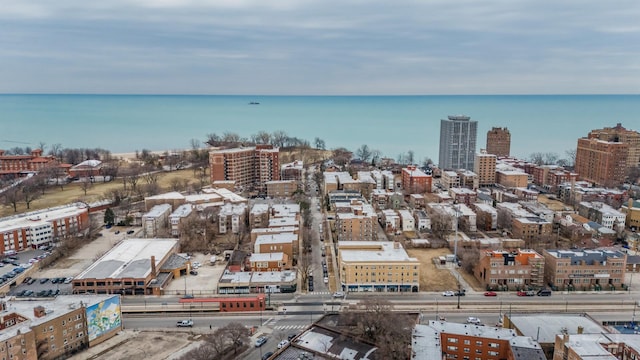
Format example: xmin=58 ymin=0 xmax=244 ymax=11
xmin=208 ymin=145 xmax=280 ymax=191
xmin=338 ymin=241 xmax=420 ymax=293
xmin=486 ymin=127 xmax=511 ymax=157
xmin=542 ymin=249 xmax=626 ymax=291
xmin=0 ymin=295 xmax=122 ymax=360
xmin=0 ymin=203 xmax=90 ymax=254
xmin=475 ymin=249 xmax=545 ymax=290
xmin=72 ymin=238 xmax=181 ymax=295
xmin=401 ymin=165 xmax=432 ymax=194
xmin=473 ymin=151 xmax=497 ymax=186
xmin=587 ymin=123 xmax=640 ymax=169
xmin=217 ymin=270 xmax=297 ymax=294
xmin=248 ymin=252 xmax=290 ymax=272
xmin=575 ymin=138 xmax=628 ymax=187
xmin=438 ymin=115 xmax=478 ymax=171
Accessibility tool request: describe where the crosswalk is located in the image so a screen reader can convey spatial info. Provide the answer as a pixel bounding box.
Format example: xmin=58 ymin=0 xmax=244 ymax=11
xmin=274 ymin=324 xmax=308 ymax=330
xmin=262 ymin=317 xmax=276 ymax=326
xmin=309 ymin=291 xmax=331 ymax=295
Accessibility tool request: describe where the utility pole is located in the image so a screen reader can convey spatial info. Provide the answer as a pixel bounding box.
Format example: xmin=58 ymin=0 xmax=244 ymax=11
xmin=457 ymin=274 xmax=461 ymax=309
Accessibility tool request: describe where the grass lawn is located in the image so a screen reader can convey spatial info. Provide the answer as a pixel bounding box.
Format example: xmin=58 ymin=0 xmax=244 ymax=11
xmin=1 ymin=169 xmax=206 ymax=217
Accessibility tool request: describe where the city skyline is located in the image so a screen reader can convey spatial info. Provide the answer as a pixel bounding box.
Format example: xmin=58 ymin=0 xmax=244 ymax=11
xmin=1 ymin=1 xmax=639 ymax=95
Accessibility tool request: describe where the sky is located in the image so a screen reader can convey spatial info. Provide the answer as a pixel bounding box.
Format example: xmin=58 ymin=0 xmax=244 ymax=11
xmin=1 ymin=0 xmax=639 ymax=95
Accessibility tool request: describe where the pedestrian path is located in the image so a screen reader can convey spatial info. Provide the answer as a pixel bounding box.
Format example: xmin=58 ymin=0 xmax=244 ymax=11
xmin=262 ymin=317 xmax=276 ymax=326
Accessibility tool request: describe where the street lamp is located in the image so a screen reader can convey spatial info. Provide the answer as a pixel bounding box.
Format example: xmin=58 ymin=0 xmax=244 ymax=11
xmin=456 ymin=274 xmax=461 ymax=309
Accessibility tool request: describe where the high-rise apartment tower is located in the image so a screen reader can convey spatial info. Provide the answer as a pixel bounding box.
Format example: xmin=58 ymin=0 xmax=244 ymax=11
xmin=486 ymin=127 xmax=511 ymax=157
xmin=438 ymin=115 xmax=477 ymax=171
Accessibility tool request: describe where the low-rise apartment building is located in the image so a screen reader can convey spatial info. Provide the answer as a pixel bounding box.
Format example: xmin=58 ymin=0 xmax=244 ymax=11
xmin=168 ymin=204 xmax=194 ymax=237
xmin=577 ymin=201 xmax=626 ymax=230
xmin=474 ymin=203 xmax=497 ymax=231
xmin=254 ymin=232 xmax=297 ymax=260
xmin=338 ymin=241 xmax=420 ymax=293
xmin=512 ymin=217 xmax=553 ymax=242
xmin=335 ymin=200 xmax=377 ymax=241
xmin=413 ymin=321 xmax=545 ymax=360
xmin=475 ymin=249 xmax=545 ymax=290
xmin=496 ymin=170 xmax=529 ymax=188
xmin=142 ymin=204 xmax=172 ymax=238
xmin=622 ymin=199 xmax=640 ymax=230
xmin=401 ymin=165 xmax=432 ymax=194
xmin=280 ymin=160 xmax=303 ymax=181
xmin=266 ymin=180 xmax=298 ymax=198
xmin=543 ymin=249 xmax=626 ymax=291
xmin=248 ymin=252 xmax=290 ymax=272
xmin=441 ymin=170 xmax=460 ymax=189
xmin=0 ymin=295 xmax=122 ymax=360
xmin=448 ymin=187 xmax=477 ymax=205
xmin=218 ymin=203 xmax=247 ymax=234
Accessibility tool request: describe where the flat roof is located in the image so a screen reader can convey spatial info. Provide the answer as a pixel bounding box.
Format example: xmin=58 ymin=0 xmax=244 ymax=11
xmin=144 ymin=203 xmax=172 ymax=217
xmin=509 ymin=313 xmax=607 ymax=344
xmin=255 ymin=233 xmax=297 ymax=246
xmin=0 ymin=203 xmax=88 ymax=232
xmin=1 ymin=295 xmax=118 ymax=341
xmin=250 ymin=253 xmax=285 ymax=262
xmin=338 ymin=241 xmax=418 ymax=263
xmin=76 ymin=238 xmax=178 ymax=280
xmin=170 ymin=204 xmax=193 ymax=218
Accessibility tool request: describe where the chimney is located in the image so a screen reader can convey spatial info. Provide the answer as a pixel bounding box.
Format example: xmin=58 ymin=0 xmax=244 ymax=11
xmin=34 ymin=306 xmax=46 ymax=318
xmin=577 ymin=326 xmax=584 ymax=334
xmin=150 ymin=256 xmax=157 ymax=275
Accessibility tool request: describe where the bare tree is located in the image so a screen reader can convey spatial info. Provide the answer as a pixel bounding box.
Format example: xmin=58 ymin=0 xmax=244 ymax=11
xmin=332 ymin=147 xmax=352 ymax=166
xmin=48 ymin=143 xmax=63 ymax=157
xmin=21 ymin=180 xmax=40 ymax=209
xmin=297 ymin=252 xmax=314 ymax=290
xmin=429 ymin=211 xmax=453 ymax=239
xmin=223 ymin=322 xmax=250 ymax=354
xmin=2 ymin=186 xmax=21 ymax=212
xmin=271 ymin=130 xmax=288 ymax=148
xmin=80 ymin=177 xmax=93 ymax=196
xmin=355 ymin=144 xmax=372 ymax=162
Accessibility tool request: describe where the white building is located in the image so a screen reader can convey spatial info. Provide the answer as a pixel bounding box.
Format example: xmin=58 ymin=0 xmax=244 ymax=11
xmin=142 ymin=204 xmax=172 ymax=238
xmin=169 ymin=204 xmax=193 ymax=236
xmin=398 ymin=209 xmax=415 ymax=232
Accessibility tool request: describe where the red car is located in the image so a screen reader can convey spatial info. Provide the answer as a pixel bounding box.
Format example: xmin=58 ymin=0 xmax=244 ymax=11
xmin=517 ymin=290 xmax=535 ymax=296
xmin=484 ymin=291 xmax=497 ymax=296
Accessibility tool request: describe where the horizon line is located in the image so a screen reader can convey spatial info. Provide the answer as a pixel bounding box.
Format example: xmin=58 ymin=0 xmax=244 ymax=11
xmin=1 ymin=93 xmax=639 ymax=97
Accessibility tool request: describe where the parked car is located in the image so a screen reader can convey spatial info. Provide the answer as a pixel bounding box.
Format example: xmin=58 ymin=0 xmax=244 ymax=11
xmin=64 ymin=277 xmax=73 ymax=284
xmin=255 ymin=336 xmax=268 ymax=347
xmin=277 ymin=340 xmax=289 ymax=349
xmin=323 ymin=277 xmax=329 ymax=284
xmin=262 ymin=352 xmax=274 ymax=360
xmin=39 ymin=278 xmax=49 ymax=284
xmin=442 ymin=291 xmax=455 ymax=297
xmin=454 ymin=290 xmax=466 ymax=296
xmin=537 ymin=289 xmax=552 ymax=296
xmin=126 ymin=230 xmax=135 ymax=235
xmin=189 ymin=270 xmax=198 ymax=275
xmin=517 ymin=290 xmax=536 ymax=297
xmin=484 ymin=291 xmax=497 ymax=297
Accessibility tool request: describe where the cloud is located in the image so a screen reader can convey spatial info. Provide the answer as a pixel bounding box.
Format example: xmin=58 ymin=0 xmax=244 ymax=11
xmin=1 ymin=0 xmax=639 ymax=94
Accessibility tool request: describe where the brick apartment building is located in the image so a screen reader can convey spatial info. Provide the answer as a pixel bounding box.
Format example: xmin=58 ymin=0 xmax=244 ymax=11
xmin=542 ymin=249 xmax=626 ymax=291
xmin=486 ymin=127 xmax=511 ymax=157
xmin=512 ymin=217 xmax=553 ymax=242
xmin=401 ymin=165 xmax=432 ymax=194
xmin=575 ymin=138 xmax=628 ymax=187
xmin=209 ymin=145 xmax=280 ymax=191
xmin=335 ymin=200 xmax=378 ymax=241
xmin=496 ymin=170 xmax=529 ymax=188
xmin=587 ymin=123 xmax=640 ymax=169
xmin=265 ymin=180 xmax=298 ymax=198
xmin=475 ymin=249 xmax=545 ymax=291
xmin=474 ymin=152 xmax=497 ymax=187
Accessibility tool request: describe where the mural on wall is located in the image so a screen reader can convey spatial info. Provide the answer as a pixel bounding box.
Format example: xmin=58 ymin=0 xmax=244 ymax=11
xmin=86 ymin=296 xmax=122 ymax=341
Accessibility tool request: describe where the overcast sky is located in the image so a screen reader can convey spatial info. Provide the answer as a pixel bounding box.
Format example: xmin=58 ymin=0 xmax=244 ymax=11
xmin=1 ymin=0 xmax=639 ymax=95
